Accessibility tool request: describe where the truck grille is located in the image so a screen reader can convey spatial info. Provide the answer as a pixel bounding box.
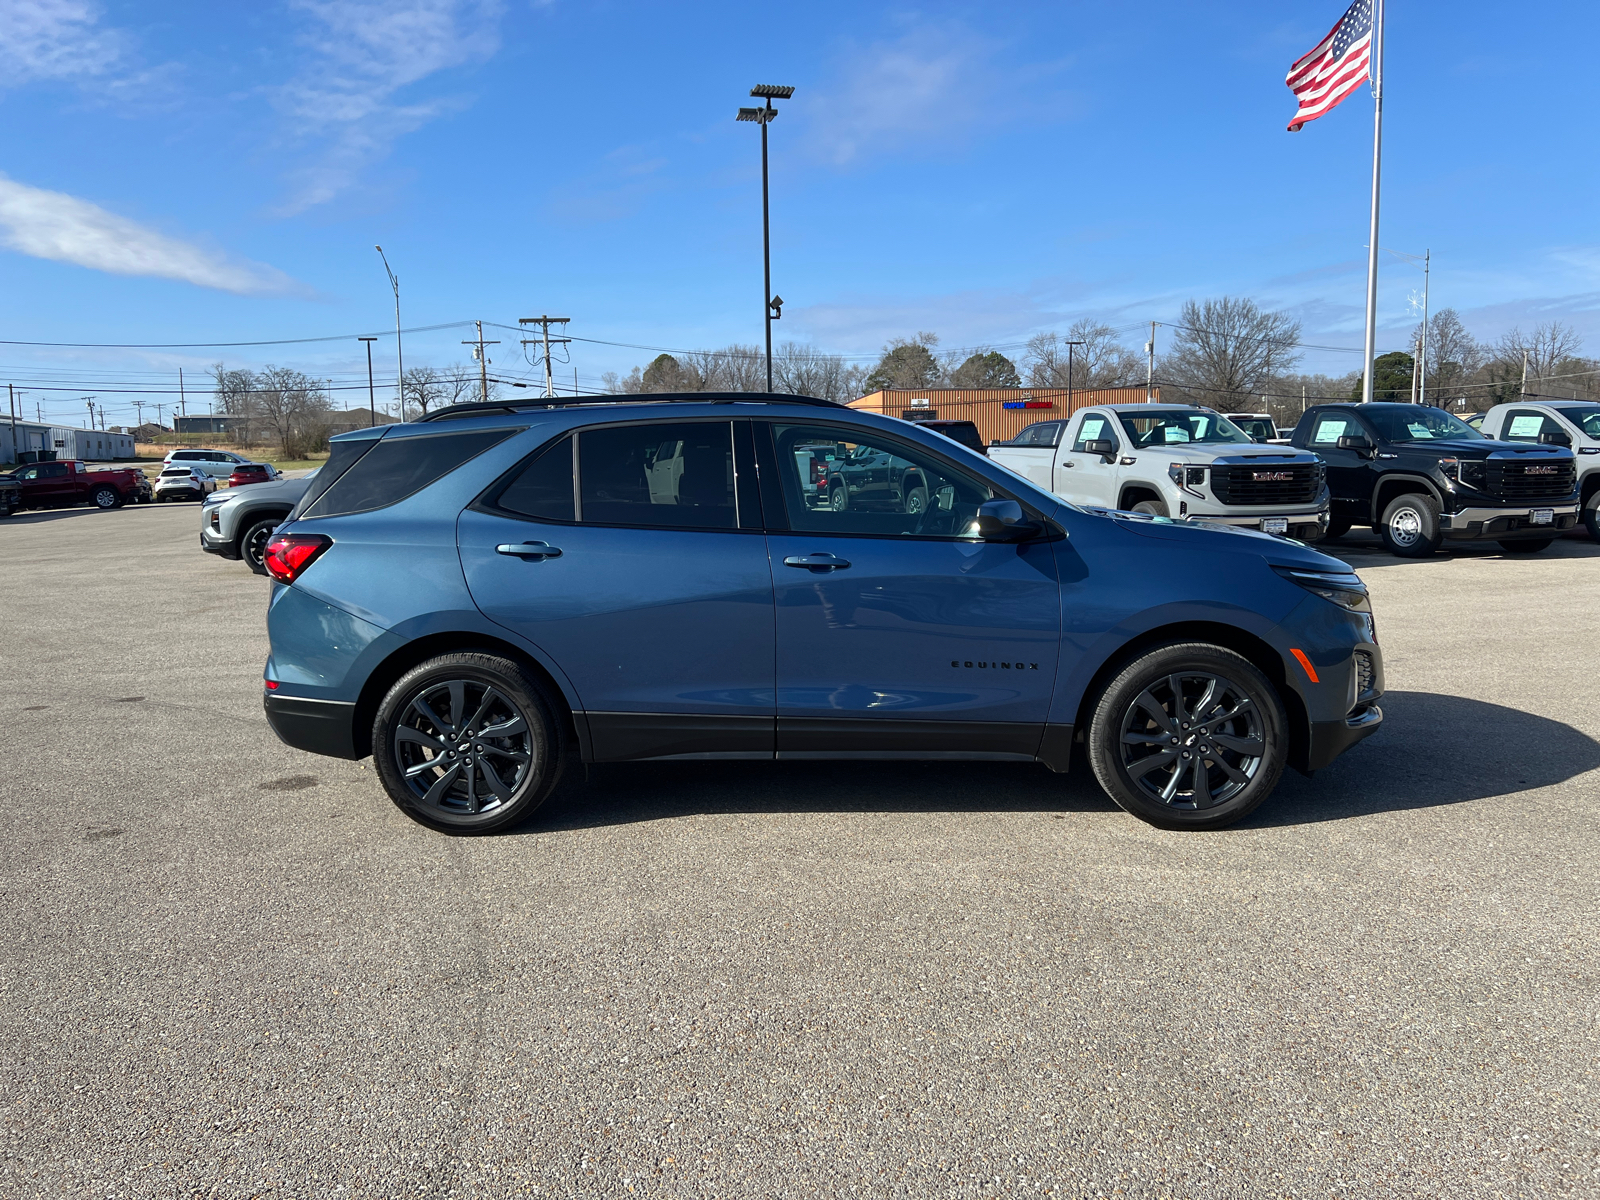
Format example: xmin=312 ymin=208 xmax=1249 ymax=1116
xmin=1487 ymin=458 xmax=1575 ymax=500
xmin=1209 ymin=463 xmax=1321 ymax=506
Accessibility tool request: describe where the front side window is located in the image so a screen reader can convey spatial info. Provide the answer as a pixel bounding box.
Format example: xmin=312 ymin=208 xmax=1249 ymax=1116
xmin=1117 ymin=409 xmax=1252 ymax=447
xmin=769 ymin=423 xmax=994 ymax=538
xmin=1364 ymin=406 xmax=1483 ymax=443
xmin=1072 ymin=414 xmax=1116 ymax=453
xmin=1309 ymin=414 xmax=1357 ymax=446
xmin=1502 ymin=410 xmax=1560 ymax=443
xmin=578 ymin=422 xmax=735 ymax=529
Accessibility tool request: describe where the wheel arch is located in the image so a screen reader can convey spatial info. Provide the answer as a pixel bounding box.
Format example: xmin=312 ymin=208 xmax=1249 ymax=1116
xmin=1069 ymin=620 xmax=1312 ymax=775
xmin=351 ymin=630 xmax=581 ymax=761
xmin=233 ymin=505 xmax=296 ymax=554
xmin=1370 ymin=473 xmax=1443 ymax=524
xmin=1117 ymin=482 xmax=1165 ymax=510
xmin=1580 ymin=468 xmax=1600 ymax=508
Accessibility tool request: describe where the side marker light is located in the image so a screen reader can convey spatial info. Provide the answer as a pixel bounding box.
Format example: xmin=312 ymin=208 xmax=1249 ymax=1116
xmin=1290 ymin=648 xmax=1319 ymax=683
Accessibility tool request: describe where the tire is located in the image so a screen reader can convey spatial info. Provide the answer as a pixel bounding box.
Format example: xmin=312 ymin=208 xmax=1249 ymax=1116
xmin=92 ymin=486 xmax=120 ymax=510
xmin=1087 ymin=641 xmax=1288 ymax=831
xmin=1379 ymin=493 xmax=1442 ymax=557
xmin=240 ymin=517 xmax=280 ymax=575
xmin=1584 ymin=497 xmax=1600 ymax=543
xmin=372 ymin=652 xmax=564 ymax=835
xmin=904 ymin=485 xmax=929 ymax=515
xmin=1131 ymin=498 xmax=1169 ymax=517
xmin=1323 ymin=514 xmax=1352 ymax=540
xmin=1499 ymin=538 xmax=1553 ymax=554
xmin=829 ymin=485 xmax=848 ymax=512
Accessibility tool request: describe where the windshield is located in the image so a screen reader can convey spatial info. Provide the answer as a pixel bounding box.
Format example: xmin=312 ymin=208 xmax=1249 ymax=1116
xmin=1233 ymin=417 xmax=1277 ymax=441
xmin=1116 ymin=410 xmax=1253 ymax=447
xmin=1554 ymin=405 xmax=1600 ymax=438
xmin=1364 ymin=406 xmax=1483 ymax=442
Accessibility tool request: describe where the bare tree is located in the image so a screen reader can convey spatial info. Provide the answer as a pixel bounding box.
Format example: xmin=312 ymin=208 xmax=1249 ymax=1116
xmin=1159 ymin=297 xmax=1303 ymax=410
xmin=1025 ymin=321 xmax=1143 ymax=390
xmin=401 ymin=366 xmax=446 ymax=416
xmin=773 ymin=343 xmax=865 ymax=402
xmin=865 ymin=333 xmax=941 ymax=391
xmin=1491 ymin=322 xmax=1586 ymax=399
xmin=1408 ymin=308 xmax=1484 ymax=405
xmin=688 ymin=345 xmax=766 ymax=392
xmin=601 ymin=366 xmax=644 ymax=394
xmin=250 ymin=366 xmax=330 ymax=453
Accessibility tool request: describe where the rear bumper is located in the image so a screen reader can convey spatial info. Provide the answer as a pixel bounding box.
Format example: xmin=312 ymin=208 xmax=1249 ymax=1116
xmin=1439 ymin=502 xmax=1579 ymax=540
xmin=263 ymin=693 xmax=359 ymax=759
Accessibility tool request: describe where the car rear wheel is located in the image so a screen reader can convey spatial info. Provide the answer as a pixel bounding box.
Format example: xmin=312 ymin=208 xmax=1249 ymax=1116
xmin=240 ymin=517 xmax=280 ymax=575
xmin=829 ymin=485 xmax=848 ymax=511
xmin=1131 ymin=499 xmax=1169 ymax=517
xmin=1499 ymin=538 xmax=1553 ymax=554
xmin=92 ymin=486 xmax=120 ymax=509
xmin=1087 ymin=641 xmax=1287 ymax=831
xmin=905 ymin=485 xmax=929 ymax=515
xmin=1379 ymin=493 xmax=1442 ymax=557
xmin=372 ymin=652 xmax=564 ymax=834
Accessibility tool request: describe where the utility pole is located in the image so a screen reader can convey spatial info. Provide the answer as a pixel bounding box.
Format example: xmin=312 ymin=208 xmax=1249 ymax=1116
xmin=1145 ymin=322 xmax=1156 ymax=402
xmin=463 ymin=321 xmax=499 ymax=403
xmin=86 ymin=399 xmax=95 ymax=432
xmin=376 ymin=246 xmax=405 ymax=420
xmin=1302 ymin=384 xmax=1308 ymax=415
xmin=133 ymin=400 xmax=146 ymax=429
xmin=7 ymin=384 xmax=15 ymax=464
xmin=1520 ymin=350 xmax=1530 ymax=401
xmin=518 ymin=316 xmax=571 ymax=397
xmin=359 ymin=337 xmax=378 ymax=426
xmin=178 ymin=367 xmax=187 ymax=419
xmin=1064 ymin=340 xmax=1085 ymax=413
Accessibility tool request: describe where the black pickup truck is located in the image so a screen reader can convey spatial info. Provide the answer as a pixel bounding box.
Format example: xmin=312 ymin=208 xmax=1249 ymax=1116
xmin=1290 ymin=402 xmax=1580 ymax=556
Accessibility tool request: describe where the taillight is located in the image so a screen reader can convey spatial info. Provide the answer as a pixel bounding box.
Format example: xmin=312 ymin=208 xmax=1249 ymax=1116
xmin=263 ymin=533 xmax=331 ymax=584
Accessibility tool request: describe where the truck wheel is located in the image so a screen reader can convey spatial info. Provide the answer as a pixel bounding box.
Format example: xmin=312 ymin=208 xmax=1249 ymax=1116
xmin=1131 ymin=499 xmax=1169 ymax=517
xmin=1086 ymin=641 xmax=1287 ymax=831
xmin=905 ymin=486 xmax=929 ymax=514
xmin=92 ymin=486 xmax=120 ymax=509
xmin=372 ymin=652 xmax=565 ymax=835
xmin=1324 ymin=515 xmax=1352 ymax=539
xmin=1499 ymin=539 xmax=1553 ymax=554
xmin=1584 ymin=498 xmax=1600 ymax=543
xmin=1379 ymin=494 xmax=1441 ymax=557
xmin=240 ymin=518 xmax=279 ymax=575
xmin=829 ymin=485 xmax=848 ymax=512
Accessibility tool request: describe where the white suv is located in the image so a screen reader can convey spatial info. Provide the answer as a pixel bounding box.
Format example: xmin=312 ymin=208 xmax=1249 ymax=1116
xmin=162 ymin=448 xmax=250 ymax=479
xmin=990 ymin=404 xmax=1330 ymax=540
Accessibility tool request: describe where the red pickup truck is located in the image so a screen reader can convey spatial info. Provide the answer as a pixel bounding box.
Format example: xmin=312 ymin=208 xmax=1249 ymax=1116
xmin=7 ymin=460 xmax=149 ymax=510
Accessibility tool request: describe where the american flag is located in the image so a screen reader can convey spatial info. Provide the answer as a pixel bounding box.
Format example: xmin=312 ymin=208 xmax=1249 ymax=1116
xmin=1285 ymin=0 xmax=1374 ymax=131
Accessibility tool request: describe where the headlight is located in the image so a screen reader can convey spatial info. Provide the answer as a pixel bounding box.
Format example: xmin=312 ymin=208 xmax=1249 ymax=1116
xmin=1168 ymin=463 xmax=1206 ymax=491
xmin=1438 ymin=457 xmax=1485 ymax=489
xmin=1273 ymin=566 xmax=1370 ymax=612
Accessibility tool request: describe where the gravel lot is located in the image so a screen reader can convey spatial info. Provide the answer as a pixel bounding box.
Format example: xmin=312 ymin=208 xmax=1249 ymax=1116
xmin=2 ymin=502 xmax=1597 ymax=1199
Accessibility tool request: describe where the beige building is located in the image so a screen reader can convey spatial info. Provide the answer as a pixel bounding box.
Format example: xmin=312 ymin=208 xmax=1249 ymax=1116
xmin=849 ymin=386 xmax=1161 ymax=446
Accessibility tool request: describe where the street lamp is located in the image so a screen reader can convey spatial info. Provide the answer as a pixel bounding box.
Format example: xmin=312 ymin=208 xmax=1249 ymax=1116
xmin=737 ymin=83 xmax=795 ymax=393
xmin=358 ymin=337 xmax=378 ymax=427
xmin=375 ymin=246 xmax=404 ymax=421
xmin=1063 ymin=340 xmax=1085 ymax=413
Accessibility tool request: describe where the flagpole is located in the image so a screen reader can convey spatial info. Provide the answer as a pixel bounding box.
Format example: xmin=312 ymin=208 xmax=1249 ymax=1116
xmin=1360 ymin=0 xmax=1385 ymax=403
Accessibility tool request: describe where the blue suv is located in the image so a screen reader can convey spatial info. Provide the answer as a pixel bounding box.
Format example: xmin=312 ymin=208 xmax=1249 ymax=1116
xmin=261 ymin=394 xmax=1383 ymax=833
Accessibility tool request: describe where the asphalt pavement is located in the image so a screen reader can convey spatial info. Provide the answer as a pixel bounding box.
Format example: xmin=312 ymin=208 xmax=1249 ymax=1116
xmin=2 ymin=502 xmax=1596 ymax=1199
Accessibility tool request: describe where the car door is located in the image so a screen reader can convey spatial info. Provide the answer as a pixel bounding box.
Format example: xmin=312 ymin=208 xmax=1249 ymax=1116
xmin=760 ymin=420 xmax=1061 ymax=759
xmin=1304 ymin=409 xmax=1376 ymax=519
xmin=1056 ymin=410 xmax=1121 ymax=506
xmin=1009 ymin=422 xmax=1060 ymax=491
xmin=458 ymin=418 xmax=776 ymax=762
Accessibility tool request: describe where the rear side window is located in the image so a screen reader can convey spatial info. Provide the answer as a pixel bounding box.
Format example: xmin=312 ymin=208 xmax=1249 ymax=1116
xmin=578 ymin=422 xmax=735 ymax=529
xmin=302 ymin=428 xmax=515 ymax=518
xmin=495 ymin=436 xmax=575 ymax=522
xmin=173 ymin=451 xmax=200 ymax=461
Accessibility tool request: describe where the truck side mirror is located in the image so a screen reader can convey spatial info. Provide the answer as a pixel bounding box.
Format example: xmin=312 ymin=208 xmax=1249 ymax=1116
xmin=975 ymin=499 xmax=1041 ymax=543
xmin=1336 ymin=434 xmax=1374 ymax=455
xmin=1540 ymin=430 xmax=1571 ymax=446
xmin=1083 ymin=438 xmax=1115 ymax=460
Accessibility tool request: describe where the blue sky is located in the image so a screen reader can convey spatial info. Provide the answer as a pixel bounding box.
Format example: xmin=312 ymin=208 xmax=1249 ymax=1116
xmin=0 ymin=0 xmax=1594 ymax=427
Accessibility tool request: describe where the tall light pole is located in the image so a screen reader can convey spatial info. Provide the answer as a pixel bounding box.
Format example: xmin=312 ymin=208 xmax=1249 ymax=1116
xmin=359 ymin=337 xmax=378 ymax=427
xmin=376 ymin=246 xmax=405 ymax=420
xmin=737 ymin=84 xmax=795 ymax=393
xmin=1063 ymin=340 xmax=1085 ymax=414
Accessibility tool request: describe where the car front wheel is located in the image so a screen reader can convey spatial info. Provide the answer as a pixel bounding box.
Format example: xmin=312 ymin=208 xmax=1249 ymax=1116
xmin=1379 ymin=493 xmax=1442 ymax=557
xmin=240 ymin=517 xmax=280 ymax=575
xmin=1583 ymin=497 xmax=1600 ymax=543
xmin=1131 ymin=498 xmax=1169 ymax=517
xmin=372 ymin=652 xmax=564 ymax=834
xmin=1087 ymin=642 xmax=1288 ymax=830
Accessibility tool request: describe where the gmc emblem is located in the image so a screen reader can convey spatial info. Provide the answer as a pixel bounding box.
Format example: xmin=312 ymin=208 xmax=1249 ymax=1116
xmin=1525 ymin=465 xmax=1558 ymax=475
xmin=1252 ymin=471 xmax=1294 ymax=481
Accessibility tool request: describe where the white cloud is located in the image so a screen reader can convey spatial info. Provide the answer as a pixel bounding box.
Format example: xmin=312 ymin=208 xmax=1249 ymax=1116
xmin=0 ymin=174 xmax=302 ymax=295
xmin=0 ymin=0 xmax=123 ymax=85
xmin=276 ymin=0 xmax=505 ymax=212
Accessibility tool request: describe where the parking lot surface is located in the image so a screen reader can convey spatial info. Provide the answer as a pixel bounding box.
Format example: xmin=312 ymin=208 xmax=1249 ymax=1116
xmin=2 ymin=502 xmax=1597 ymax=1199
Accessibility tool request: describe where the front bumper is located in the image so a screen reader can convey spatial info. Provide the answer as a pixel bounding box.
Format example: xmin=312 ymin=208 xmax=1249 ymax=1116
xmin=1439 ymin=502 xmax=1579 ymax=540
xmin=1306 ymin=703 xmax=1384 ymax=771
xmin=1185 ymin=506 xmax=1329 ymax=538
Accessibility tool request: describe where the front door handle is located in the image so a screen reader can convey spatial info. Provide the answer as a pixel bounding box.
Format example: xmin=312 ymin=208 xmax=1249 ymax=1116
xmin=496 ymin=541 xmax=563 ymax=559
xmin=783 ymin=553 xmax=851 ymax=570
xmin=1061 ymin=460 xmax=1075 ymax=467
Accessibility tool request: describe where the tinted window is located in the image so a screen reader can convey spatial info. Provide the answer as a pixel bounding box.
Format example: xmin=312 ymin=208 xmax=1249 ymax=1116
xmin=173 ymin=451 xmax=202 ymax=461
xmin=495 ymin=436 xmax=575 ymax=522
xmin=1072 ymin=414 xmax=1116 ymax=452
xmin=303 ymin=428 xmax=514 ymax=518
xmin=41 ymin=463 xmax=68 ymax=478
xmin=578 ymin=422 xmax=735 ymax=529
xmin=928 ymin=422 xmax=984 ymax=453
xmin=1553 ymin=405 xmax=1600 ymax=439
xmin=770 ymin=422 xmax=993 ymax=538
xmin=1363 ymin=406 xmax=1483 ymax=442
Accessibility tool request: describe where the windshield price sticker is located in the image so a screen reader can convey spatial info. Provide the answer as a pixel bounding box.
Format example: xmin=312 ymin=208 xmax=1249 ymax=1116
xmin=1407 ymin=423 xmax=1435 ymax=438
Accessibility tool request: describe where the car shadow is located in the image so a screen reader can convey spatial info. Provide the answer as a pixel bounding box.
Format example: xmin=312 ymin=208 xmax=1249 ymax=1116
xmin=1321 ymin=528 xmax=1600 ymax=566
xmin=523 ymin=691 xmax=1600 ymax=834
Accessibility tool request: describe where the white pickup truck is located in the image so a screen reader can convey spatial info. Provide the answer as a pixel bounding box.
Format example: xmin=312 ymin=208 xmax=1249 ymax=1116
xmin=989 ymin=403 xmax=1330 ymax=540
xmin=1479 ymin=399 xmax=1600 ymax=540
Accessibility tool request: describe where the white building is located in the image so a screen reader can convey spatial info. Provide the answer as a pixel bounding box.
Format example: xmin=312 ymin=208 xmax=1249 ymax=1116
xmin=1 ymin=421 xmax=134 ymax=463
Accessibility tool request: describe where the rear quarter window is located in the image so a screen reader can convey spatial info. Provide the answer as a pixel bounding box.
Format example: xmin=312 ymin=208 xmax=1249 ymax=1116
xmin=302 ymin=428 xmax=516 ymax=518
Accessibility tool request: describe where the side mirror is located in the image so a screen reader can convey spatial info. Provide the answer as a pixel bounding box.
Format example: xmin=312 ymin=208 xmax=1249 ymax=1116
xmin=1540 ymin=431 xmax=1571 ymax=446
xmin=1083 ymin=438 xmax=1115 ymax=460
xmin=976 ymin=499 xmax=1041 ymax=542
xmin=1337 ymin=434 xmax=1374 ymax=454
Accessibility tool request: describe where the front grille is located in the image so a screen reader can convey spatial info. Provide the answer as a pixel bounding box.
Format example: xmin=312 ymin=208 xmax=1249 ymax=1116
xmin=1487 ymin=458 xmax=1576 ymax=500
xmin=1353 ymin=649 xmax=1377 ymax=701
xmin=1210 ymin=462 xmax=1321 ymax=506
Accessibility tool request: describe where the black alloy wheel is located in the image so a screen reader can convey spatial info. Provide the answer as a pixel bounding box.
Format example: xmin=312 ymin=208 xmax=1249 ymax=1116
xmin=93 ymin=486 xmax=119 ymax=509
xmin=829 ymin=485 xmax=849 ymax=512
xmin=240 ymin=517 xmax=280 ymax=575
xmin=1087 ymin=642 xmax=1287 ymax=830
xmin=372 ymin=652 xmax=562 ymax=834
xmin=1499 ymin=538 xmax=1553 ymax=554
xmin=905 ymin=486 xmax=929 ymax=515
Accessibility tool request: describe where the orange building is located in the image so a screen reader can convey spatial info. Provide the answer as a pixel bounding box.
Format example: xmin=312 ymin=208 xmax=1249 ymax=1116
xmin=849 ymin=386 xmax=1161 ymax=446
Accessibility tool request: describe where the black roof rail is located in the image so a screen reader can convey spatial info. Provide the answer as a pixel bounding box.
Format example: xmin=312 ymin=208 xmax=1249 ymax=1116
xmin=416 ymin=391 xmax=845 ymax=423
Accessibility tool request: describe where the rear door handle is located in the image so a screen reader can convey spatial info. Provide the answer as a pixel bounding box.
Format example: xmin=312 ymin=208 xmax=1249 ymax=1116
xmin=496 ymin=541 xmax=563 ymax=559
xmin=783 ymin=553 xmax=851 ymax=570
